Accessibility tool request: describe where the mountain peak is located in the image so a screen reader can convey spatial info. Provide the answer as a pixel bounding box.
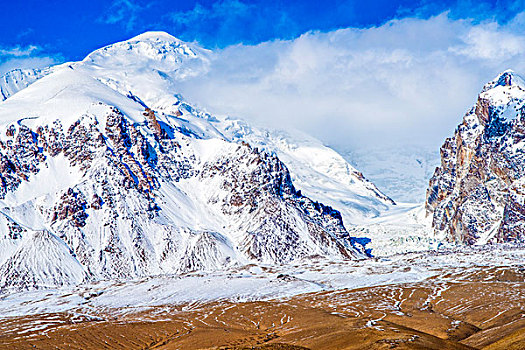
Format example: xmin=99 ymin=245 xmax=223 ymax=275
xmin=481 ymin=69 xmax=525 ymax=93
xmin=82 ymin=31 xmax=208 ymax=72
xmin=427 ymin=67 xmax=525 ymax=245
xmin=128 ymin=31 xmax=182 ymax=43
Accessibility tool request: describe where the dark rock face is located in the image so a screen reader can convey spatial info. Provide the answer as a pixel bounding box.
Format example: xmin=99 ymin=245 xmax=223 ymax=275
xmin=199 ymin=143 xmax=360 ymax=262
xmin=426 ymin=71 xmax=525 ymax=244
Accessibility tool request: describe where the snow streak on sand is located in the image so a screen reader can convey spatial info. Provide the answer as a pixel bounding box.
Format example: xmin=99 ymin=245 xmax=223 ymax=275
xmin=0 ymin=245 xmax=523 ymax=318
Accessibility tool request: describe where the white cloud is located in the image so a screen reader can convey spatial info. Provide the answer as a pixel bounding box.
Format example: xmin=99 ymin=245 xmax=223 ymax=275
xmin=0 ymin=44 xmax=60 ymax=76
xmin=99 ymin=0 xmax=146 ymax=31
xmin=452 ymin=23 xmax=525 ymax=60
xmin=0 ymin=45 xmax=39 ymax=57
xmin=175 ymin=12 xmax=525 ymax=152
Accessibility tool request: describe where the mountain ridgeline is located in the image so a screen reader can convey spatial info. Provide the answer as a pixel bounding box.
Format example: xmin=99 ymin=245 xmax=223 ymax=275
xmin=426 ymin=70 xmax=525 ymax=244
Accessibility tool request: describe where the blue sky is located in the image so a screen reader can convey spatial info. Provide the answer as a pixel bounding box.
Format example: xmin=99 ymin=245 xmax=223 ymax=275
xmin=0 ymin=0 xmax=523 ymax=63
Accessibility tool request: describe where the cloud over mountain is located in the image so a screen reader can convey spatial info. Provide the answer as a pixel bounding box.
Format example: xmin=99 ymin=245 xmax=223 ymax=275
xmin=174 ymin=12 xmax=525 ymax=151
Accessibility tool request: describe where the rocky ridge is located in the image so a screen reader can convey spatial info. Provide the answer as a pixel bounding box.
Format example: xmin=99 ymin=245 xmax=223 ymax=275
xmin=426 ymin=70 xmax=525 ymax=244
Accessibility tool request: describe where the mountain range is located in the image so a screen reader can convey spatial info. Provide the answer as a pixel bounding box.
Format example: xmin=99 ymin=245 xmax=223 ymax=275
xmin=0 ymin=31 xmax=523 ymax=295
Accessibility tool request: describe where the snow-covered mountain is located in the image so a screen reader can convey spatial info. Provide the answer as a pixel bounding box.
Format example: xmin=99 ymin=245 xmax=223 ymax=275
xmin=426 ymin=70 xmax=525 ymax=244
xmin=0 ymin=32 xmax=395 ymax=292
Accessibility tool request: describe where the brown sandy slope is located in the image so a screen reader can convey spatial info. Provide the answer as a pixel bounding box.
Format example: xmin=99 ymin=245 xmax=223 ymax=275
xmin=0 ymin=266 xmax=523 ymax=349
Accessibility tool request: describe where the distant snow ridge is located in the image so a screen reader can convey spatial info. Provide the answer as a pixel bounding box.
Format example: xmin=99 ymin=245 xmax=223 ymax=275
xmin=427 ymin=70 xmax=525 ymax=244
xmin=0 ymin=68 xmax=48 ymax=101
xmin=0 ymin=32 xmax=395 ymax=293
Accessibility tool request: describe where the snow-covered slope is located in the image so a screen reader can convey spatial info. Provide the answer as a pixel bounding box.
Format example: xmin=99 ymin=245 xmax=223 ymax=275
xmin=216 ymin=120 xmax=394 ymax=225
xmin=4 ymin=244 xmax=523 ymax=318
xmin=342 ymin=145 xmax=440 ymax=204
xmin=0 ymin=32 xmax=398 ymax=293
xmin=427 ymin=70 xmax=525 ymax=244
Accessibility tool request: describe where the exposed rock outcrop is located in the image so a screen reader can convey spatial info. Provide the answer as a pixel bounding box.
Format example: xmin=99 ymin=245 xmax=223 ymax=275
xmin=426 ymin=70 xmax=525 ymax=244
